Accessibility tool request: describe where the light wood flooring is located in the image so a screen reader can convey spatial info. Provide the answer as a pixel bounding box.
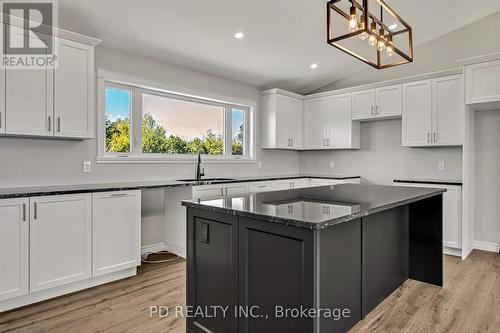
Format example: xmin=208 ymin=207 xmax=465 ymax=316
xmin=1 ymin=250 xmax=499 ymax=333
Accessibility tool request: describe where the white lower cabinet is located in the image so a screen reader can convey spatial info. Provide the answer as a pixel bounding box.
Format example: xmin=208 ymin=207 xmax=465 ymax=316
xmin=0 ymin=198 xmax=29 ymax=301
xmin=248 ymin=182 xmax=274 ymax=193
xmin=223 ymin=184 xmax=249 ymax=197
xmin=192 ymin=183 xmax=249 ymax=199
xmin=394 ymin=182 xmax=462 ymax=253
xmin=30 ymin=194 xmax=92 ymax=292
xmin=92 ymin=191 xmax=141 ymax=277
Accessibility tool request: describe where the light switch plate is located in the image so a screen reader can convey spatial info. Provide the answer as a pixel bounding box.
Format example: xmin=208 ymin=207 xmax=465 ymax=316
xmin=83 ymin=161 xmax=91 ymax=173
xmin=329 ymin=161 xmax=335 ymax=169
xmin=438 ymin=161 xmax=445 ymax=171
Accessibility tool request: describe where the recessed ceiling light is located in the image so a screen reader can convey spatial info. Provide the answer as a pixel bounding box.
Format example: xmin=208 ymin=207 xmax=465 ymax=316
xmin=310 ymin=63 xmax=318 ymax=69
xmin=389 ymin=24 xmax=398 ymax=31
xmin=234 ymin=32 xmax=245 ymax=39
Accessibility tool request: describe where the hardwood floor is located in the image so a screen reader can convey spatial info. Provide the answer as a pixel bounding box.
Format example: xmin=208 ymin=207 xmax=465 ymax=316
xmin=0 ymin=250 xmax=499 ymax=333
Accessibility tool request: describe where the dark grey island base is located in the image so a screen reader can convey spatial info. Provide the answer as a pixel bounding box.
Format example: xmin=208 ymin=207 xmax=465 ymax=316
xmin=182 ymin=184 xmax=445 ymax=333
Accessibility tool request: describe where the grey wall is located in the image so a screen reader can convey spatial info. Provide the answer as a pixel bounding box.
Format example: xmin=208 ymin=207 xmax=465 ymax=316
xmin=474 ymin=110 xmax=500 ymax=246
xmin=0 ymin=47 xmax=299 ymax=188
xmin=313 ymin=11 xmax=500 ymax=92
xmin=299 ymin=120 xmax=463 ymax=185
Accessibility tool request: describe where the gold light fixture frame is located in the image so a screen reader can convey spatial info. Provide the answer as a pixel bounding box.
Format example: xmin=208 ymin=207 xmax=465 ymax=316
xmin=327 ymin=0 xmax=413 ymax=69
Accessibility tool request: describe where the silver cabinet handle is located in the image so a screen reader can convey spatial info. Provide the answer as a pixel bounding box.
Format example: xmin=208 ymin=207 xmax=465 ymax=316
xmin=57 ymin=117 xmax=61 ymax=132
xmin=0 ymin=111 xmax=2 ymax=128
xmin=110 ymin=193 xmax=127 ymax=197
xmin=375 ymin=105 xmax=379 ymax=115
xmin=327 ymin=138 xmax=330 ymax=146
xmin=22 ymin=203 xmax=26 ymax=221
xmin=371 ymin=106 xmax=374 ymax=116
xmin=220 ymin=188 xmax=224 ymax=196
xmin=427 ymin=133 xmax=431 ymax=143
xmin=290 ymin=138 xmax=293 ymax=147
xmin=434 ymin=132 xmax=437 ymax=143
xmin=48 ymin=116 xmax=51 ymax=132
xmin=33 ymin=202 xmax=38 ymax=220
xmin=258 ymin=185 xmax=267 ymax=188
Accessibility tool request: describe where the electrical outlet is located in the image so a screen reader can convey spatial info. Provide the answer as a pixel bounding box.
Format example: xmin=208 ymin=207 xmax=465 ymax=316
xmin=83 ymin=161 xmax=91 ymax=173
xmin=257 ymin=161 xmax=263 ymax=169
xmin=438 ymin=161 xmax=445 ymax=171
xmin=329 ymin=161 xmax=335 ymax=169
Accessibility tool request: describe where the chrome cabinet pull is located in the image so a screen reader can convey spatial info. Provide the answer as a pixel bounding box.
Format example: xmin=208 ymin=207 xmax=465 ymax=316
xmin=57 ymin=117 xmax=61 ymax=132
xmin=33 ymin=202 xmax=37 ymax=220
xmin=434 ymin=132 xmax=437 ymax=143
xmin=427 ymin=132 xmax=431 ymax=143
xmin=48 ymin=116 xmax=51 ymax=132
xmin=375 ymin=105 xmax=379 ymax=115
xmin=290 ymin=138 xmax=293 ymax=147
xmin=371 ymin=106 xmax=374 ymax=116
xmin=110 ymin=193 xmax=127 ymax=197
xmin=22 ymin=203 xmax=26 ymax=221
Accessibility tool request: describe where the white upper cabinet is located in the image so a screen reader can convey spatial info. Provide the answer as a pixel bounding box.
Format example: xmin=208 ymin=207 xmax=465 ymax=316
xmin=303 ymin=97 xmax=327 ymax=149
xmin=30 ymin=194 xmax=92 ymax=292
xmin=465 ymin=59 xmax=500 ymax=105
xmin=92 ymin=191 xmax=141 ymax=277
xmin=432 ymin=75 xmax=464 ymax=146
xmin=262 ymin=91 xmax=302 ymax=149
xmin=402 ymin=80 xmax=433 ymax=147
xmin=54 ymin=39 xmax=95 ymax=138
xmin=352 ymin=89 xmax=376 ymax=120
xmin=376 ymin=85 xmax=402 ymax=118
xmin=352 ymin=85 xmax=401 ymax=121
xmin=0 ymin=198 xmax=29 ymax=301
xmin=327 ymin=93 xmax=360 ymax=149
xmin=1 ymin=28 xmax=100 ymax=139
xmin=403 ymin=75 xmax=464 ymax=147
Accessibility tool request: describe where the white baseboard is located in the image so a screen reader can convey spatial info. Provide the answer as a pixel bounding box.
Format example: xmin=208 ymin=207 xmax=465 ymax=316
xmin=141 ymin=242 xmax=167 ymax=255
xmin=443 ymin=246 xmax=462 ymax=257
xmin=474 ymin=240 xmax=500 ymax=253
xmin=141 ymin=242 xmax=186 ymax=258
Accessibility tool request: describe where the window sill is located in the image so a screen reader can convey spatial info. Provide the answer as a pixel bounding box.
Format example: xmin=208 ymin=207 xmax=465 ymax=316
xmin=96 ymin=155 xmax=258 ymax=164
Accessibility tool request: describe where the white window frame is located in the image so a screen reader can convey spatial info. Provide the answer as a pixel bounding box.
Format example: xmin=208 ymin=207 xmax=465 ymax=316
xmin=97 ymin=71 xmax=255 ymax=164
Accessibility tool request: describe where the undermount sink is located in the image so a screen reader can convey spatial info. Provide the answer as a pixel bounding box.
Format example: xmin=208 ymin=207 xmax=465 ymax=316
xmin=178 ymin=178 xmax=236 ymax=182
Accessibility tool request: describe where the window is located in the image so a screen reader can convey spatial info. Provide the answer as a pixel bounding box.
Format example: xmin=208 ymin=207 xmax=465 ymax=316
xmin=105 ymin=86 xmax=132 ymax=153
xmin=99 ymin=78 xmax=252 ymax=161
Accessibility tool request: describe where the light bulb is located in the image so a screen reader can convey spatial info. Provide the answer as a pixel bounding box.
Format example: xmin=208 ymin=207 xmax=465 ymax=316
xmin=386 ymin=35 xmax=394 ymax=56
xmin=368 ymin=21 xmax=377 ymax=46
xmin=359 ymin=15 xmax=368 ymax=40
xmin=348 ymin=4 xmax=358 ymax=32
xmin=377 ymin=28 xmax=386 ymax=51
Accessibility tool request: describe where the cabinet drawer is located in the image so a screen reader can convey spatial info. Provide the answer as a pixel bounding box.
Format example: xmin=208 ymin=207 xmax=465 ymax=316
xmin=193 ymin=185 xmax=223 ymax=199
xmin=310 ymin=179 xmax=342 ymax=187
xmin=248 ymin=182 xmax=274 ymax=193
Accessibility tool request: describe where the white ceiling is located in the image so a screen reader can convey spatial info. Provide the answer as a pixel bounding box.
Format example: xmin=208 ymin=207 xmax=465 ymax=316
xmin=59 ymin=0 xmax=500 ymax=94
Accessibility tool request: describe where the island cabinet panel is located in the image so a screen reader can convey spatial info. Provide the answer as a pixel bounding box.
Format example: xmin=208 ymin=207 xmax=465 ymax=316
xmin=362 ymin=206 xmax=409 ymax=316
xmin=318 ymin=219 xmax=362 ymax=333
xmin=238 ymin=218 xmax=314 ymax=333
xmin=186 ymin=209 xmax=239 ymax=333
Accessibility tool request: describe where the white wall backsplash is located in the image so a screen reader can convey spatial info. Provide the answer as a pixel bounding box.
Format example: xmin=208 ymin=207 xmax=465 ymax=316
xmin=299 ymin=119 xmax=463 ymax=185
xmin=0 ymin=47 xmax=299 ymax=187
xmin=474 ymin=110 xmax=500 ymax=247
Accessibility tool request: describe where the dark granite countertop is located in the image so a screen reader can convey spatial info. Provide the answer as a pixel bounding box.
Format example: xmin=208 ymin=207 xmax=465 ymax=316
xmin=182 ymin=184 xmax=446 ymax=230
xmin=0 ymin=174 xmax=360 ymax=199
xmin=393 ymin=178 xmax=462 ymax=186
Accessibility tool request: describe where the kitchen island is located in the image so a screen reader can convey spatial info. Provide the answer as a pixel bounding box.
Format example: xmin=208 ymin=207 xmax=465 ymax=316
xmin=182 ymin=184 xmax=445 ymax=333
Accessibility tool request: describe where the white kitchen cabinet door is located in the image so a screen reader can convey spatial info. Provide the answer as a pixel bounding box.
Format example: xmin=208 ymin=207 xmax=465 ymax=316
xmin=223 ymin=184 xmax=249 ymax=196
xmin=5 ymin=31 xmax=53 ymax=137
xmin=273 ymin=181 xmax=293 ymax=191
xmin=30 ymin=194 xmax=91 ymax=292
xmin=92 ymin=191 xmax=141 ymax=277
xmin=248 ymin=182 xmax=274 ymax=193
xmin=276 ymin=95 xmax=302 ymax=148
xmin=465 ymin=59 xmax=500 ymax=105
xmin=352 ymin=89 xmax=376 ymax=120
xmin=432 ymin=75 xmax=464 ymax=146
xmin=376 ymin=84 xmax=402 ymax=118
xmin=0 ymin=69 xmax=5 ymax=134
xmin=5 ymin=68 xmax=54 ymax=137
xmin=327 ymin=93 xmax=359 ymax=149
xmin=55 ymin=39 xmax=94 ymax=138
xmin=0 ymin=198 xmax=29 ymax=301
xmin=291 ymin=178 xmax=310 ymax=189
xmin=303 ymin=97 xmax=327 ymax=148
xmin=402 ymin=80 xmax=433 ymax=147
xmin=442 ymin=186 xmax=462 ymax=249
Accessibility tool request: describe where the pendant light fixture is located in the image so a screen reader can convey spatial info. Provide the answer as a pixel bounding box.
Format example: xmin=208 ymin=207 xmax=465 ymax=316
xmin=327 ymin=0 xmax=413 ymax=69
